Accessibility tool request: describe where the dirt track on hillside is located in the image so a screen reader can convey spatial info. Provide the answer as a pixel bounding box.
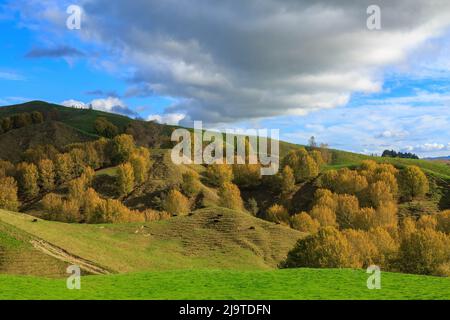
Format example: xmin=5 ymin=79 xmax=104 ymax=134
xmin=30 ymin=239 xmax=111 ymax=275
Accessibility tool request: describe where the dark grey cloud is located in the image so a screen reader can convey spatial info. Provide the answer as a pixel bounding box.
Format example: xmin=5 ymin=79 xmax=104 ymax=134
xmin=25 ymin=45 xmax=85 ymax=58
xmin=23 ymin=0 xmax=450 ymax=123
xmin=85 ymin=89 xmax=119 ymax=98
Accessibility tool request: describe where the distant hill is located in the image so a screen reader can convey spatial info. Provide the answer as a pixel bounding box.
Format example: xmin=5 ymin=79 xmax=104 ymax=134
xmin=425 ymin=156 xmax=450 ymax=161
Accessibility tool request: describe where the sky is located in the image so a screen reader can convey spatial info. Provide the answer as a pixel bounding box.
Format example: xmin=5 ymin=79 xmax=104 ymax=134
xmin=0 ymin=0 xmax=450 ymax=158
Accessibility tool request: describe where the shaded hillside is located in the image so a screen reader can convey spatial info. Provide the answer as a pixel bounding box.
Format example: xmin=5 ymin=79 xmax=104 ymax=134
xmin=0 ymin=121 xmax=96 ymax=162
xmin=0 ymin=208 xmax=304 ymax=273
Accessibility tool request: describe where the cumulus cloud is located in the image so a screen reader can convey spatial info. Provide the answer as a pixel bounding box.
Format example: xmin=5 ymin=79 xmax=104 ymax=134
xmin=61 ymin=97 xmax=139 ymax=118
xmin=147 ymin=113 xmax=186 ymax=125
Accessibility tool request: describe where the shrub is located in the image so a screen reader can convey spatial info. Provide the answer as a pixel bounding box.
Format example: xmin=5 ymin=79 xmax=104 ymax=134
xmin=290 ymin=212 xmax=320 ymax=233
xmin=219 ymin=182 xmax=244 ymax=211
xmin=163 ymin=189 xmax=190 ymax=215
xmin=246 ymin=197 xmax=259 ymax=216
xmin=0 ymin=177 xmax=20 ymax=211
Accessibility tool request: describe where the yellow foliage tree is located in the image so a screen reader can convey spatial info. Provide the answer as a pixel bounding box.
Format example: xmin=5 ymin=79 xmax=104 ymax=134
xmin=37 ymin=159 xmax=55 ymax=191
xmin=219 ymin=182 xmax=244 ymax=211
xmin=16 ymin=162 xmax=39 ymax=199
xmin=266 ymin=204 xmax=290 ymax=224
xmin=0 ymin=176 xmax=20 ymax=211
xmin=399 ymin=165 xmax=429 ymax=200
xmin=290 ymin=212 xmax=320 ymax=233
xmin=163 ymin=189 xmax=191 ymax=215
xmin=117 ymin=162 xmax=135 ymax=196
xmin=206 ymin=164 xmax=234 ymax=187
xmin=310 ymin=205 xmax=337 ymax=227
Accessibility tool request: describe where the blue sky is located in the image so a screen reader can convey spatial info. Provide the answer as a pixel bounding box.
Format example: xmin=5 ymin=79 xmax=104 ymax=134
xmin=1 ymin=0 xmax=450 ymax=157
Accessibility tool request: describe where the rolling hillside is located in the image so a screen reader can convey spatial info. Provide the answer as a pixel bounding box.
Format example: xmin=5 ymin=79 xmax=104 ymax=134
xmin=0 ymin=207 xmax=304 ymax=274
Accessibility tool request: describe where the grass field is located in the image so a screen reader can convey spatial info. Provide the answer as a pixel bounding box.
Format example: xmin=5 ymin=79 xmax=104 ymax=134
xmin=1 ymin=268 xmax=449 ymax=300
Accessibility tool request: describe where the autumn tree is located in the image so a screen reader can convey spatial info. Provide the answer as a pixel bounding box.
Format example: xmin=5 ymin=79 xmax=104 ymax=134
xmin=280 ymin=165 xmax=296 ymax=195
xmin=16 ymin=162 xmax=39 ymax=199
xmin=265 ymin=204 xmax=290 ymax=224
xmin=343 ymin=229 xmax=378 ymax=267
xmin=130 ymin=148 xmax=150 ymax=185
xmin=0 ymin=160 xmax=15 ymax=178
xmin=335 ymin=194 xmax=360 ymax=229
xmin=310 ymin=205 xmax=337 ymax=227
xmin=41 ymin=193 xmax=63 ymax=220
xmin=0 ymin=177 xmax=20 ymax=211
xmin=398 ymin=228 xmax=449 ymax=275
xmin=205 ymin=164 xmax=234 ymax=187
xmin=398 ymin=165 xmax=429 ymax=200
xmin=290 ymin=212 xmax=320 ymax=233
xmin=55 ymin=153 xmax=74 ymax=184
xmin=219 ymin=182 xmax=244 ymax=211
xmin=232 ymin=164 xmax=261 ymax=188
xmin=112 ymin=134 xmax=136 ymax=164
xmin=416 ymin=215 xmax=438 ymax=230
xmin=37 ymin=159 xmax=55 ymax=191
xmin=117 ymin=162 xmax=135 ymax=196
xmin=163 ymin=189 xmax=190 ymax=215
xmin=69 ymin=148 xmax=86 ymax=177
xmin=181 ymin=171 xmax=202 ymax=197
xmin=283 ymin=227 xmax=360 ymax=268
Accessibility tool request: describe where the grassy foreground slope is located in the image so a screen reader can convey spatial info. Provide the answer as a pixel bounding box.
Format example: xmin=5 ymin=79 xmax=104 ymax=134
xmin=0 ymin=208 xmax=303 ymax=273
xmin=1 ymin=268 xmax=449 ymax=300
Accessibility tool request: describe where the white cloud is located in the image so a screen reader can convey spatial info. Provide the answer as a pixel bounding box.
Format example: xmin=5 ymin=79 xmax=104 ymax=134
xmin=61 ymin=97 xmax=139 ymax=117
xmin=147 ymin=113 xmax=185 ymax=125
xmin=61 ymin=99 xmax=86 ymax=108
